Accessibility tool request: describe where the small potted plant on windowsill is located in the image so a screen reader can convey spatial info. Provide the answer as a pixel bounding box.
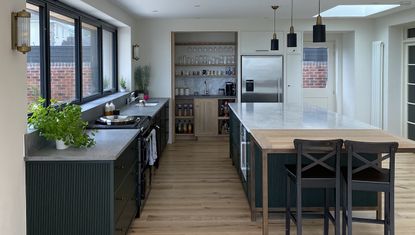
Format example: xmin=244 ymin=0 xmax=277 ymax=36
xmin=119 ymin=78 xmax=127 ymax=92
xmin=134 ymin=65 xmax=150 ymax=100
xmin=28 ymin=98 xmax=95 ymax=150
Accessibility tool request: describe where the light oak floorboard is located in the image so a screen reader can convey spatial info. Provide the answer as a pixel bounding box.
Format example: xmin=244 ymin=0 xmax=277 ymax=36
xmin=128 ymin=140 xmax=415 ymax=235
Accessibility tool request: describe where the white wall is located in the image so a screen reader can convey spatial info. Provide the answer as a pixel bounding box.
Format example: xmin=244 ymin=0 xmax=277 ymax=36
xmin=342 ymin=32 xmax=355 ymax=117
xmin=0 ymin=0 xmax=28 ymax=234
xmin=0 ymin=1 xmax=138 ymax=234
xmin=374 ymin=7 xmax=415 ymax=136
xmin=136 ymin=18 xmax=375 ymax=120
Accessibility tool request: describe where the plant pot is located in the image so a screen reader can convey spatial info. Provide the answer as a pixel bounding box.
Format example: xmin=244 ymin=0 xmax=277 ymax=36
xmin=120 ymin=88 xmax=126 ymax=92
xmin=56 ymin=140 xmax=69 ymax=150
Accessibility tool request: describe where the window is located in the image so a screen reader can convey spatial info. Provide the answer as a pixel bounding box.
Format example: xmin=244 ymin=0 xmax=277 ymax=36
xmin=26 ymin=3 xmax=41 ymax=108
xmin=25 ymin=0 xmax=117 ymax=108
xmin=82 ymin=22 xmax=99 ymax=98
xmin=49 ymin=11 xmax=76 ymax=103
xmin=303 ymin=48 xmax=328 ymax=88
xmin=103 ymin=30 xmax=115 ymax=91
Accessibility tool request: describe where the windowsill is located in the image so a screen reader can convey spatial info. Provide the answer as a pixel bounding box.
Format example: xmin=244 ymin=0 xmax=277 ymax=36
xmin=80 ymin=92 xmax=130 ymax=112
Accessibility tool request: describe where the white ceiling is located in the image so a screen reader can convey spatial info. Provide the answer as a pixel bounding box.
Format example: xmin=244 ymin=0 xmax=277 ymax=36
xmin=110 ymin=0 xmax=415 ymax=19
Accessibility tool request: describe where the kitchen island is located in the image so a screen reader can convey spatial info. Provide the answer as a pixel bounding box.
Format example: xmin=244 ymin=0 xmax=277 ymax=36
xmin=229 ymin=102 xmax=415 ymax=235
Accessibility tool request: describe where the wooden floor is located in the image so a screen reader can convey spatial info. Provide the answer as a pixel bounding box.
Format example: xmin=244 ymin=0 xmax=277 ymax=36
xmin=129 ymin=140 xmax=415 ymax=235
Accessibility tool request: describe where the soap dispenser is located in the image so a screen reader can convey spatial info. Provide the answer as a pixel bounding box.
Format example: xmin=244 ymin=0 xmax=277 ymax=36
xmin=104 ymin=103 xmax=111 ymax=116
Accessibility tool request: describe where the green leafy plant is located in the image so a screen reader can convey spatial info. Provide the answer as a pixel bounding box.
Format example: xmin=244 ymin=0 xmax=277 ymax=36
xmin=28 ymin=98 xmax=95 ymax=148
xmin=120 ymin=78 xmax=127 ymax=90
xmin=134 ymin=65 xmax=150 ymax=93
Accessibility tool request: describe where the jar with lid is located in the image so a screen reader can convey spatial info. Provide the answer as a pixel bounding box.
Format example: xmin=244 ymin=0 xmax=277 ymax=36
xmin=189 ymin=104 xmax=193 ymax=116
xmin=177 ymin=120 xmax=183 ymax=134
xmin=177 ymin=104 xmax=182 ymax=116
xmin=183 ymin=104 xmax=188 ymax=116
xmin=187 ymin=121 xmax=193 ymax=134
xmin=183 ymin=120 xmax=188 ymax=133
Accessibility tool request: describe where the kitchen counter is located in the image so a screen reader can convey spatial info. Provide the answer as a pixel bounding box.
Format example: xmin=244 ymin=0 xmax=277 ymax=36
xmin=229 ymin=102 xmax=375 ymax=132
xmin=25 ymin=129 xmax=139 ymax=161
xmin=175 ymin=95 xmax=236 ymax=99
xmin=120 ymin=98 xmax=169 ymax=118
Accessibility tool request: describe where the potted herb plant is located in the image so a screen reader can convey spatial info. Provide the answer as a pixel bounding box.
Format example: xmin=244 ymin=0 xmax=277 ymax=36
xmin=134 ymin=65 xmax=150 ymax=100
xmin=119 ymin=78 xmax=127 ymax=92
xmin=28 ymin=98 xmax=95 ymax=150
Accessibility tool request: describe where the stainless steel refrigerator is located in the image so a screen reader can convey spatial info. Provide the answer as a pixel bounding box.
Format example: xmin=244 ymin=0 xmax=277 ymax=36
xmin=241 ymin=55 xmax=283 ymax=102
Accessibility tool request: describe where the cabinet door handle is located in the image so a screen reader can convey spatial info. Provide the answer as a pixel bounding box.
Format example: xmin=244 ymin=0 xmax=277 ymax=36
xmin=116 ymin=165 xmax=125 ymax=169
xmin=256 ymin=49 xmax=269 ymax=52
xmin=116 ymin=197 xmax=126 ymax=201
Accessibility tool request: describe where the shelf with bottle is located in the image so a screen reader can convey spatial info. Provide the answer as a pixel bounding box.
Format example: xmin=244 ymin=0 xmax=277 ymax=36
xmin=175 ymin=119 xmax=194 ymax=135
xmin=175 ymin=103 xmax=194 ymax=117
xmin=176 ymin=67 xmax=236 ymax=78
xmin=218 ymin=99 xmax=235 ymax=119
xmin=218 ymin=119 xmax=230 ymax=135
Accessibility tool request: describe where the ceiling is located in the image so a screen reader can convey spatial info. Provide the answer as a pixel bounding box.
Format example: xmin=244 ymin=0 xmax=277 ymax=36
xmin=110 ymin=0 xmax=415 ymax=19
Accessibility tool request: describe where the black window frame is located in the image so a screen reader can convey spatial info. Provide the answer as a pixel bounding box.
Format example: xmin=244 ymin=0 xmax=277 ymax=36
xmin=27 ymin=0 xmax=118 ymax=107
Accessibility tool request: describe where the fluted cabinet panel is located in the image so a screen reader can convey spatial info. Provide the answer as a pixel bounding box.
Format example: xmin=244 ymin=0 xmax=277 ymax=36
xmin=26 ymin=161 xmax=114 ymax=235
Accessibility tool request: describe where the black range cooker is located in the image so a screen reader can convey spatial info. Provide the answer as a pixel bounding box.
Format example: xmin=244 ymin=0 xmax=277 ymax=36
xmin=88 ymin=115 xmax=154 ymax=217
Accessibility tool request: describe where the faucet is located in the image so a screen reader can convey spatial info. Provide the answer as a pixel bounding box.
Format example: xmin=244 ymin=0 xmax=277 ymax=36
xmin=204 ymin=80 xmax=209 ymax=95
xmin=127 ymin=92 xmax=137 ymax=104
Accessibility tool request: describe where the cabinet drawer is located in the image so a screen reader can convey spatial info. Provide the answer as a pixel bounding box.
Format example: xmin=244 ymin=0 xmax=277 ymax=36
xmin=115 ymin=140 xmax=138 ymax=190
xmin=115 ymin=162 xmax=137 ymax=222
xmin=115 ymin=197 xmax=137 ymax=235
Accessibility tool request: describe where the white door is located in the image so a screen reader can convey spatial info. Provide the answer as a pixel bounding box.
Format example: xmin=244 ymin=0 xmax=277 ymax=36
xmin=404 ymin=43 xmax=415 ymax=140
xmin=302 ymin=42 xmax=336 ymax=111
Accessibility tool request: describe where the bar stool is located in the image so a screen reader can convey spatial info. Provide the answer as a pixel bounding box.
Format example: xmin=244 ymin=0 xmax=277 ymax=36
xmin=342 ymin=140 xmax=399 ymax=235
xmin=286 ymin=139 xmax=343 ymax=235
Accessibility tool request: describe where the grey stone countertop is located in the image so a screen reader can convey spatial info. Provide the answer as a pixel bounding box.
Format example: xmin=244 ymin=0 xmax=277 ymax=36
xmin=175 ymin=95 xmax=237 ymax=99
xmin=229 ymin=102 xmax=377 ymax=132
xmin=25 ymin=129 xmax=139 ymax=161
xmin=120 ymin=98 xmax=169 ymax=118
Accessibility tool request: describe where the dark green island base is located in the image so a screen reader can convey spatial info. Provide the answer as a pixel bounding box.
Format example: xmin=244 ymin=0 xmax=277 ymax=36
xmin=229 ymin=110 xmax=378 ymax=217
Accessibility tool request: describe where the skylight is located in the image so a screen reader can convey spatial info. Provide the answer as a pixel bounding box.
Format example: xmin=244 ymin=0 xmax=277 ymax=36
xmin=319 ymin=5 xmax=400 ymax=17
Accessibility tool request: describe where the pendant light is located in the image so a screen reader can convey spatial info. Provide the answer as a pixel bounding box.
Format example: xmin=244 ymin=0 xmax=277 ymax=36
xmin=271 ymin=5 xmax=279 ymax=51
xmin=313 ymin=0 xmax=326 ymax=43
xmin=287 ymin=0 xmax=297 ymax=47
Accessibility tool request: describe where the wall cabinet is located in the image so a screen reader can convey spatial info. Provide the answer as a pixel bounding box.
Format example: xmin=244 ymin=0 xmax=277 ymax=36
xmin=239 ymin=31 xmax=284 ymax=54
xmin=194 ymin=98 xmax=218 ymax=136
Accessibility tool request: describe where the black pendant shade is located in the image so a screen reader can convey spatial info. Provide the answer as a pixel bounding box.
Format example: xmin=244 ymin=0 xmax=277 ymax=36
xmin=270 ymin=6 xmax=279 ymax=51
xmin=313 ymin=24 xmax=326 ymax=43
xmin=271 ymin=38 xmax=279 ymax=50
xmin=287 ymin=0 xmax=297 ymax=48
xmin=313 ymin=0 xmax=326 ymax=43
xmin=287 ymin=33 xmax=297 ymax=47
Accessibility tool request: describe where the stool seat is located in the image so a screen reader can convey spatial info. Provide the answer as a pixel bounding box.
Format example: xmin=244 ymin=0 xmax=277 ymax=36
xmin=286 ymin=164 xmax=336 ymax=179
xmin=341 ymin=167 xmax=390 ymax=184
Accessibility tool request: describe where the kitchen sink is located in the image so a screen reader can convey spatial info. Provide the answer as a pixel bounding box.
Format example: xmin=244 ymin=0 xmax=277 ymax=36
xmin=136 ymin=102 xmax=158 ymax=107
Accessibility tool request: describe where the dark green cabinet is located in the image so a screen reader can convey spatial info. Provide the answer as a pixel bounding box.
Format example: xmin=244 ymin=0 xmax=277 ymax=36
xmin=26 ymin=139 xmax=138 ymax=235
xmin=153 ymin=101 xmax=169 ymax=167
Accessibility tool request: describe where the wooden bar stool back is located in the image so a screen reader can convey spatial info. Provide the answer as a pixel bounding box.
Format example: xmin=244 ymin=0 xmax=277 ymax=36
xmin=343 ymin=140 xmax=399 ymax=235
xmin=286 ymin=139 xmax=343 ymax=235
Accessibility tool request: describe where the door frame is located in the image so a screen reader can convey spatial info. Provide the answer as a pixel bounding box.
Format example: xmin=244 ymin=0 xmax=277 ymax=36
xmin=302 ymin=41 xmax=337 ymax=112
xmin=402 ymin=41 xmax=415 ymax=138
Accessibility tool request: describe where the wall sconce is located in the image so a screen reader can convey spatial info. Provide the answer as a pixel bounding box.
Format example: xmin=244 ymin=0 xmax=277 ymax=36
xmin=11 ymin=10 xmax=31 ymax=54
xmin=132 ymin=44 xmax=140 ymax=61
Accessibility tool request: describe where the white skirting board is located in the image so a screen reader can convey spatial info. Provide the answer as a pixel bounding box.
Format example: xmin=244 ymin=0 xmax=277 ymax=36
xmin=371 ymin=41 xmax=384 ymax=128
